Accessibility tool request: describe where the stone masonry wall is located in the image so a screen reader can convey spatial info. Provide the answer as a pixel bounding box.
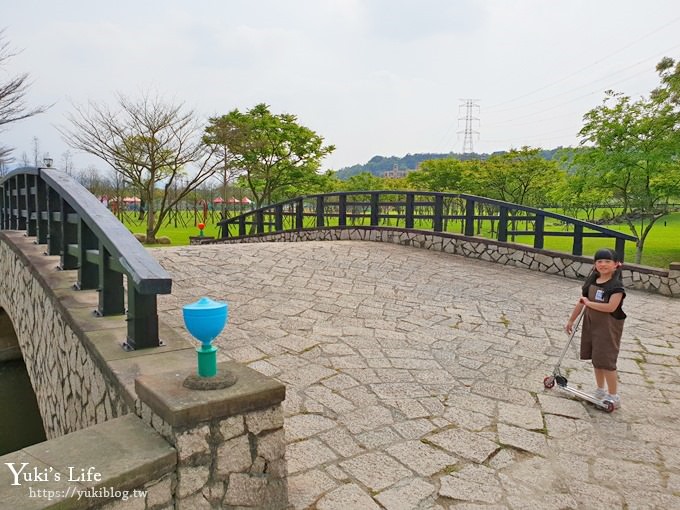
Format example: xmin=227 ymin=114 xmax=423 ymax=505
xmin=137 ymin=401 xmax=288 ymax=509
xmin=0 ymin=241 xmax=129 ymax=439
xmin=205 ymin=227 xmax=680 ymax=298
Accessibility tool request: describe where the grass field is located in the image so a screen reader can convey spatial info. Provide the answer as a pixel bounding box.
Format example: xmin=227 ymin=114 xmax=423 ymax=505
xmin=121 ymin=209 xmax=680 ymax=269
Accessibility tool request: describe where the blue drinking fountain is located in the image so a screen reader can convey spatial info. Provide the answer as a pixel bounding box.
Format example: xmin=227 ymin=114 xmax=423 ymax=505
xmin=182 ymin=297 xmax=228 ymax=378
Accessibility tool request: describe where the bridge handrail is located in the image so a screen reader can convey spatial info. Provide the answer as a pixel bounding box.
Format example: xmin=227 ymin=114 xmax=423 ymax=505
xmin=0 ymin=166 xmax=171 ymax=349
xmin=217 ymin=190 xmax=637 ymax=260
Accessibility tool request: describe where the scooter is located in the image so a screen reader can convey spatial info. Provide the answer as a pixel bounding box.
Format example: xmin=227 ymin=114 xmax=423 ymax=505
xmin=543 ymin=310 xmax=616 ymax=413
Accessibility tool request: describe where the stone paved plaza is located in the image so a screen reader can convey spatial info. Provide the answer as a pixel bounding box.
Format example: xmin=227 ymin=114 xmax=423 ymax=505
xmin=152 ymin=241 xmax=680 ymax=509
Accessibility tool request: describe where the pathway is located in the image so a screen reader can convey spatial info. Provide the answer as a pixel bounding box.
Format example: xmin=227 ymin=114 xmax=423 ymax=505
xmin=152 ymin=241 xmax=680 ymax=509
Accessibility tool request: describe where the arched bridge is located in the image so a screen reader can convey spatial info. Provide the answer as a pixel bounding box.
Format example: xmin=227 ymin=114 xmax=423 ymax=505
xmin=2 ymin=168 xmax=680 ymax=509
xmin=217 ymin=191 xmax=636 ymax=260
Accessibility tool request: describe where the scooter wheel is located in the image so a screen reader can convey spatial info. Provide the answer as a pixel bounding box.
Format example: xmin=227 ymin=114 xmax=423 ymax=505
xmin=543 ymin=376 xmax=555 ymax=389
xmin=603 ymin=400 xmax=615 ymax=413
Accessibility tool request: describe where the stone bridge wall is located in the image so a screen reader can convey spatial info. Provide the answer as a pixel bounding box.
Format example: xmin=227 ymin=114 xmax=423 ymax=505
xmin=206 ymin=227 xmax=680 ymax=298
xmin=0 ymin=239 xmax=129 ymax=439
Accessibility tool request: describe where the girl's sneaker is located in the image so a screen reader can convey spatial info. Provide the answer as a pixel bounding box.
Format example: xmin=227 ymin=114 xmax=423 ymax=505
xmin=592 ymin=387 xmax=607 ymax=400
xmin=606 ymin=394 xmax=621 ymax=409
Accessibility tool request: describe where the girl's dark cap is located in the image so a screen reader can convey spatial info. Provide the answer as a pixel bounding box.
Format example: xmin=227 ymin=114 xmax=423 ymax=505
xmin=594 ymin=248 xmax=619 ymax=262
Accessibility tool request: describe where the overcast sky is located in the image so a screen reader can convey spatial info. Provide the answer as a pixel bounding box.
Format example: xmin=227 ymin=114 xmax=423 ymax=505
xmin=2 ymin=0 xmax=680 ymax=173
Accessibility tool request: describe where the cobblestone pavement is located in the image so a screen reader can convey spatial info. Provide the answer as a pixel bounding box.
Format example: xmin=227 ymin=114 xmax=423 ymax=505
xmin=152 ymin=241 xmax=680 ymax=509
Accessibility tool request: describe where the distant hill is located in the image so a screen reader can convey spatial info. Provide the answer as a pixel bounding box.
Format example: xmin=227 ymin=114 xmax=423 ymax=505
xmin=333 ymin=148 xmax=566 ymax=180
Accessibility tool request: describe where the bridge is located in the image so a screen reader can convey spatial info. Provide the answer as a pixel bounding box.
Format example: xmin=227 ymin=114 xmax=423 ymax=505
xmin=1 ymin=167 xmax=680 ymax=509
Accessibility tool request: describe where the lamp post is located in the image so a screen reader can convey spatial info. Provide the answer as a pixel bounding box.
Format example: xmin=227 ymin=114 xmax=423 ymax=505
xmin=182 ymin=297 xmax=237 ymax=389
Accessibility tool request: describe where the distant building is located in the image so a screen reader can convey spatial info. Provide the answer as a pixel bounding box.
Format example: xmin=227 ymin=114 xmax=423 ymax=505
xmin=383 ymin=163 xmax=412 ymax=179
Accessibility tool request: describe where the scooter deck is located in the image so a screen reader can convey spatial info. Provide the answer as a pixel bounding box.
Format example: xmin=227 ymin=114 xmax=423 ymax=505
xmin=556 ymin=383 xmax=615 ymax=412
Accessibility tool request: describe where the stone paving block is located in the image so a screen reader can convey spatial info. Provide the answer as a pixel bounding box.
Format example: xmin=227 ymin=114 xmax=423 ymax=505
xmin=316 ymin=483 xmax=381 ymax=510
xmin=568 ymin=481 xmax=624 ymax=509
xmin=285 ymin=413 xmax=337 ymax=442
xmin=537 ymin=393 xmax=590 ymax=420
xmin=357 ymin=426 xmax=402 ymax=449
xmin=498 ymin=401 xmax=544 ymax=430
xmin=442 ymin=407 xmax=494 ymax=431
xmin=439 ymin=464 xmax=503 ymax=504
xmin=505 ymin=493 xmax=578 ymax=509
xmin=340 ymin=452 xmax=413 ymax=491
xmin=426 ymin=428 xmax=499 ymax=463
xmin=386 ymin=440 xmax=457 ymax=476
xmin=392 ymin=418 xmax=438 ymax=440
xmin=305 ymin=385 xmax=356 ymax=414
xmin=375 ymin=477 xmax=436 ymax=510
xmin=593 ymin=457 xmax=662 ymax=488
xmin=318 ymin=427 xmax=365 ymax=457
xmin=498 ymin=423 xmax=549 ymax=456
xmin=287 ymin=469 xmax=338 ymax=510
xmin=339 ymin=404 xmax=395 ymax=434
xmin=287 ymin=438 xmax=337 ymax=475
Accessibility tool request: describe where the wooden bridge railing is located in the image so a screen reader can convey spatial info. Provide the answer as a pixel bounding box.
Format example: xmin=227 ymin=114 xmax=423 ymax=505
xmin=217 ymin=191 xmax=637 ymax=261
xmin=0 ymin=166 xmax=172 ymax=350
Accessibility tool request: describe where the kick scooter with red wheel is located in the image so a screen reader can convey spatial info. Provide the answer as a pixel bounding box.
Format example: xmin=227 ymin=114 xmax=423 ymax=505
xmin=542 ymin=310 xmax=616 ymax=413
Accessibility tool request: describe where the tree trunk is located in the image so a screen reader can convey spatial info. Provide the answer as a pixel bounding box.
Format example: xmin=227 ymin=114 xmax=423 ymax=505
xmin=146 ymin=198 xmax=156 ymax=244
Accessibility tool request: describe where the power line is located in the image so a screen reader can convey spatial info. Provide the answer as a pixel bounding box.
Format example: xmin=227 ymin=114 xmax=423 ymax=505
xmin=485 ymin=15 xmax=680 ymax=111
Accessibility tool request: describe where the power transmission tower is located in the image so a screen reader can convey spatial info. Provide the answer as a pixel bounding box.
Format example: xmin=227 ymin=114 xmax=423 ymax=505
xmin=458 ymin=99 xmax=480 ymax=154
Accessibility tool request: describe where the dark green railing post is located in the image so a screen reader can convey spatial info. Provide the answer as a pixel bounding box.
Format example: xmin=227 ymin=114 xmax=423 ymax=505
xmin=238 ymin=216 xmax=246 ymax=237
xmin=370 ymin=193 xmax=379 ymax=226
xmin=255 ymin=209 xmax=264 ymax=234
xmin=464 ymin=199 xmax=475 ymax=237
xmin=0 ymin=181 xmax=6 ymax=229
xmin=316 ymin=195 xmax=325 ymax=227
xmin=615 ymin=237 xmax=625 ymax=262
xmin=572 ymin=224 xmax=583 ymax=256
xmin=27 ymin=175 xmax=37 ymax=236
xmin=47 ymin=186 xmax=61 ymax=256
xmin=36 ymin=177 xmax=48 ymax=244
xmin=59 ymin=199 xmax=78 ymax=270
xmin=275 ymin=204 xmax=284 ymax=231
xmin=433 ymin=194 xmax=443 ymax=232
xmin=17 ymin=175 xmax=27 ymax=231
xmin=77 ymin=219 xmax=99 ymax=290
xmin=405 ymin=193 xmax=414 ymax=229
xmin=9 ymin=176 xmax=17 ymax=229
xmin=98 ymin=242 xmax=124 ymax=316
xmin=126 ymin=288 xmax=160 ymax=349
xmin=296 ymin=199 xmax=304 ymax=230
xmin=534 ymin=213 xmax=545 ymax=249
xmin=498 ymin=207 xmax=508 ymax=242
xmin=338 ymin=194 xmax=347 ymax=227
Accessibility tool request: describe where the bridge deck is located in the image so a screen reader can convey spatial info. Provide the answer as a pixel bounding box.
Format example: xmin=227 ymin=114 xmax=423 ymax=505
xmin=153 ymin=241 xmax=680 ymax=509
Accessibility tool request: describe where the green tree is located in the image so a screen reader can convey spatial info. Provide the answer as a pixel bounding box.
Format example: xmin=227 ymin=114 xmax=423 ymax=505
xmin=405 ymin=158 xmax=466 ymax=191
xmin=577 ymin=83 xmax=680 ymax=263
xmin=475 ymin=147 xmax=565 ymax=205
xmin=204 ymin=104 xmax=334 ymax=209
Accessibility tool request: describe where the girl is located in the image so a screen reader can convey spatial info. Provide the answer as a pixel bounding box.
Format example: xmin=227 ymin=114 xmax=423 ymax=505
xmin=565 ymin=248 xmax=627 ymax=409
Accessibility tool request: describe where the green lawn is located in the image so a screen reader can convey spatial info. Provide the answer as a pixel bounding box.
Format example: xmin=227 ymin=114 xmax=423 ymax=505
xmin=121 ymin=209 xmax=680 ymax=269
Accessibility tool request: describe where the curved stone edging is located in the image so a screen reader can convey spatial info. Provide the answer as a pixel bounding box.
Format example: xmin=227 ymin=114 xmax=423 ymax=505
xmin=204 ymin=227 xmax=680 ymax=298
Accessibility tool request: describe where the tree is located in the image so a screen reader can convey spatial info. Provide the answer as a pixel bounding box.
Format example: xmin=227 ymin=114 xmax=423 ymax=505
xmin=474 ymin=147 xmax=564 ymax=206
xmin=577 ymin=82 xmax=680 ymax=264
xmin=0 ymin=29 xmax=48 ymax=160
xmin=204 ymin=104 xmax=334 ymax=209
xmin=405 ymin=158 xmax=466 ymax=191
xmin=61 ymin=93 xmax=219 ymax=243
